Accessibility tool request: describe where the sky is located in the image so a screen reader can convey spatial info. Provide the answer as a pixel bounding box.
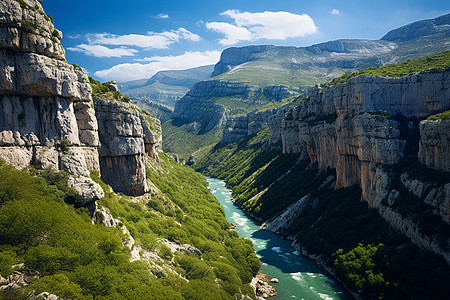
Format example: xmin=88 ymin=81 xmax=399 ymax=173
xmin=41 ymin=0 xmax=449 ymax=83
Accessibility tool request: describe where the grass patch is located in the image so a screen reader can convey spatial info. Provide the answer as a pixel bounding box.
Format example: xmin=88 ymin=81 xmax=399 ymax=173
xmin=89 ymin=77 xmax=130 ymax=103
xmin=162 ymin=119 xmax=222 ymax=161
xmin=426 ymin=110 xmax=450 ymax=121
xmin=323 ymin=50 xmax=450 ymax=87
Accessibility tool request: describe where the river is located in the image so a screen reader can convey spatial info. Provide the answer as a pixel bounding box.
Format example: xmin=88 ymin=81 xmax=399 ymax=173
xmin=206 ymin=177 xmax=352 ymax=300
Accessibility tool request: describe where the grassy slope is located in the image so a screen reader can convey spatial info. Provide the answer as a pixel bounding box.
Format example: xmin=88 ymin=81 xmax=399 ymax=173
xmin=0 ymin=156 xmax=259 ymax=299
xmin=323 ymin=50 xmax=450 ymax=87
xmin=162 ymin=120 xmax=223 ymax=161
xmin=197 ymin=132 xmax=450 ymax=299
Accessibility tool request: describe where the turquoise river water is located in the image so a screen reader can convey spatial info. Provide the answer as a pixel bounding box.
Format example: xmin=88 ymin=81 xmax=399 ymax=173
xmin=207 ymin=177 xmax=352 ymax=300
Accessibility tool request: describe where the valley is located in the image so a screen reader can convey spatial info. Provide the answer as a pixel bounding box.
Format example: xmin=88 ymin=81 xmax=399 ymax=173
xmin=0 ymin=0 xmax=449 ymax=299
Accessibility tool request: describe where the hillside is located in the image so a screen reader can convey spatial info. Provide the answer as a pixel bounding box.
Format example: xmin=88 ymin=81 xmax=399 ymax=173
xmin=167 ymin=13 xmax=450 ymax=160
xmin=196 ymin=53 xmax=450 ymax=299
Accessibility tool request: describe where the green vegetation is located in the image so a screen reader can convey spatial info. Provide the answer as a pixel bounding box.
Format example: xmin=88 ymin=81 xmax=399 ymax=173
xmin=383 ymin=157 xmax=450 ymax=247
xmin=44 ymin=14 xmax=54 ymax=23
xmin=198 ymin=131 xmax=450 ymax=299
xmin=323 ymin=50 xmax=450 ymax=87
xmin=20 ymin=19 xmax=36 ymax=32
xmin=256 ymin=95 xmax=298 ymax=112
xmin=426 ymin=110 xmax=450 ymax=121
xmin=57 ymin=139 xmax=70 ymax=154
xmin=196 ymin=128 xmax=329 ymax=220
xmin=71 ymin=63 xmax=82 ymax=71
xmin=209 ymin=60 xmax=335 ymax=90
xmin=374 ymin=109 xmax=389 ymax=121
xmin=334 ymin=243 xmax=387 ymax=297
xmin=162 ymin=120 xmax=222 ymax=161
xmin=15 ymin=0 xmax=30 ymax=9
xmin=89 ymin=77 xmax=130 ymax=102
xmin=0 ymin=153 xmax=259 ymax=299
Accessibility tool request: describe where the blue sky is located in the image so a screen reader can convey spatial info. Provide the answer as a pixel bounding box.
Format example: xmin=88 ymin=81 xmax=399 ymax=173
xmin=42 ymin=0 xmax=449 ymax=82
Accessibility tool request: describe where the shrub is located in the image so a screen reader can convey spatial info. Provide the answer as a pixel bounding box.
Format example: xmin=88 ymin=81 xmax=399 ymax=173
xmin=21 ymin=19 xmax=35 ymax=32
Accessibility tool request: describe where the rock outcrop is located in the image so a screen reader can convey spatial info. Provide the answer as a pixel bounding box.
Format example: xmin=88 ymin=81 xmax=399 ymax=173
xmin=0 ymin=0 xmax=164 ymax=200
xmin=418 ymin=119 xmax=450 ymax=172
xmin=269 ymin=71 xmax=450 ymax=200
xmin=220 ymin=108 xmax=276 ymax=145
xmin=0 ymin=0 xmax=103 ymax=204
xmin=94 ymin=97 xmax=161 ymax=196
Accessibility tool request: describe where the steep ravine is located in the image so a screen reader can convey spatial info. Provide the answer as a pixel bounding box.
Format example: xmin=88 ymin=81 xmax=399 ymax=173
xmin=197 ymin=65 xmax=450 ymax=299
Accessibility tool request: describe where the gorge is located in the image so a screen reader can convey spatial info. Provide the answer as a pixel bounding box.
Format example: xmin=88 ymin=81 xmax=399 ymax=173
xmin=0 ymin=0 xmax=449 ymax=299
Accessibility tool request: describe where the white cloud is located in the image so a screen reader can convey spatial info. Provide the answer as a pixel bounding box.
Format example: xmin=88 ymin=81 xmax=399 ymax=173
xmin=67 ymin=44 xmax=138 ymax=58
xmin=86 ymin=28 xmax=200 ymax=49
xmin=94 ymin=51 xmax=221 ymax=82
xmin=206 ymin=10 xmax=317 ymax=45
xmin=330 ymin=9 xmax=340 ymax=15
xmin=206 ymin=22 xmax=253 ymax=45
xmin=155 ymin=13 xmax=169 ymax=19
xmin=68 ymin=34 xmax=81 ymax=39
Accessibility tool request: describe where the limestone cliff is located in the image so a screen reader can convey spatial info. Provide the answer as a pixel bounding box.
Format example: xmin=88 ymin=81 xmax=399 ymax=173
xmin=173 ymin=79 xmax=294 ymax=133
xmin=418 ymin=119 xmax=450 ymax=172
xmin=264 ymin=71 xmax=450 ymax=262
xmin=94 ymin=97 xmax=161 ymax=196
xmin=0 ymin=0 xmax=162 ymax=201
xmin=0 ymin=0 xmax=103 ymax=204
xmin=220 ymin=108 xmax=277 ymax=145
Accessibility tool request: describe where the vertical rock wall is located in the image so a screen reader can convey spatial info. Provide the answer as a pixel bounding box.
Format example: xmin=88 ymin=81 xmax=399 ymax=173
xmin=418 ymin=119 xmax=450 ymax=172
xmin=94 ymin=97 xmax=161 ymax=196
xmin=0 ymin=0 xmax=103 ymax=203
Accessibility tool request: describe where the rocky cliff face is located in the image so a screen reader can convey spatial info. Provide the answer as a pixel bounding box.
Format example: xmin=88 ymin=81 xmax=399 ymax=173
xmin=0 ymin=0 xmax=104 ymax=204
xmin=211 ymin=45 xmax=272 ymax=77
xmin=173 ymin=80 xmax=256 ymax=133
xmin=0 ymin=0 xmax=162 ymax=201
xmin=381 ymin=13 xmax=450 ymax=42
xmin=173 ymin=80 xmax=295 ymax=133
xmin=94 ymin=97 xmax=161 ymax=196
xmin=265 ymin=71 xmax=450 ymax=262
xmin=418 ymin=119 xmax=450 ymax=172
xmin=269 ymin=71 xmax=449 ymax=187
xmin=220 ymin=108 xmax=277 ymax=145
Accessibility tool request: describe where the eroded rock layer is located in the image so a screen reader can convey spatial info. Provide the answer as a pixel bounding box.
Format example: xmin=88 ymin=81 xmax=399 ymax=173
xmin=263 ymin=71 xmax=450 ymax=262
xmin=94 ymin=97 xmax=161 ymax=196
xmin=0 ymin=0 xmax=103 ymax=203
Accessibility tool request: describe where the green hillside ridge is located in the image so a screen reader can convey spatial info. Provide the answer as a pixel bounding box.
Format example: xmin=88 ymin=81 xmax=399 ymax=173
xmin=426 ymin=110 xmax=450 ymax=121
xmin=89 ymin=77 xmax=131 ymax=103
xmin=323 ymin=50 xmax=450 ymax=87
xmin=208 ymin=59 xmax=333 ymax=89
xmin=0 ymin=155 xmax=259 ymax=299
xmin=196 ymin=133 xmax=450 ymax=299
xmin=162 ymin=120 xmax=223 ymax=161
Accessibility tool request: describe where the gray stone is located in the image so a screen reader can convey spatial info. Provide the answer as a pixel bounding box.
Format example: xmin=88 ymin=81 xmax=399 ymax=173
xmin=419 ymin=119 xmax=450 ymax=172
xmin=67 ymin=175 xmax=104 ymax=204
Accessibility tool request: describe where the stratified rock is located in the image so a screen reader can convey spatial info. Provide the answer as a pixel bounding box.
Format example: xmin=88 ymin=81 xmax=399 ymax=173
xmin=418 ymin=119 xmax=450 ymax=172
xmin=0 ymin=0 xmax=65 ymax=59
xmin=94 ymin=97 xmax=161 ymax=196
xmin=266 ymin=71 xmax=450 ymax=263
xmin=0 ymin=0 xmax=101 ymax=204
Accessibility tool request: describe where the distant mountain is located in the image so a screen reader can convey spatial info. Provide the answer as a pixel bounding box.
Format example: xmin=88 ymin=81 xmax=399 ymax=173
xmin=381 ymin=13 xmax=450 ymax=42
xmin=118 ymin=65 xmax=214 ymax=109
